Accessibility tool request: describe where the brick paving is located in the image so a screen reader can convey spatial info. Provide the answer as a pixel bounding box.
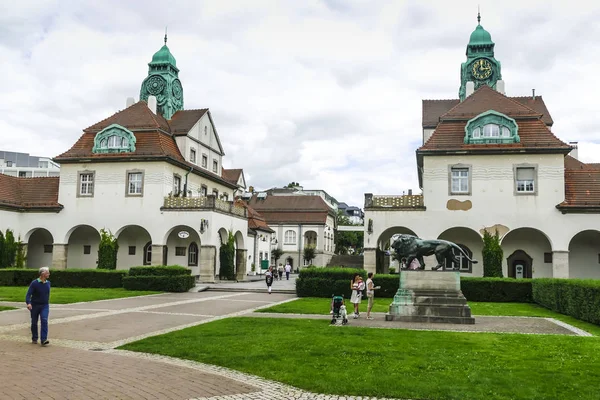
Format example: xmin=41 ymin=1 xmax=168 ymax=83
xmin=0 ymin=288 xmax=592 ymax=399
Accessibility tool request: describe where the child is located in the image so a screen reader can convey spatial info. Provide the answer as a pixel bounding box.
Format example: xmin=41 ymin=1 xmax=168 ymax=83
xmin=265 ymin=267 xmax=274 ymax=294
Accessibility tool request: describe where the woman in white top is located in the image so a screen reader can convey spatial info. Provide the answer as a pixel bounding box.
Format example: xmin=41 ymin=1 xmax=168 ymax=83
xmin=350 ymin=274 xmax=365 ymax=318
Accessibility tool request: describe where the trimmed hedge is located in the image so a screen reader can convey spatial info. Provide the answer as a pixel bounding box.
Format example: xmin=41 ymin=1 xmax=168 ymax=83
xmin=0 ymin=268 xmax=126 ymax=288
xmin=122 ymin=275 xmax=195 ymax=292
xmin=129 ymin=265 xmax=191 ymax=277
xmin=533 ymin=278 xmax=600 ymax=325
xmin=460 ymin=277 xmax=533 ymax=303
xmin=299 ymin=267 xmax=366 ymax=280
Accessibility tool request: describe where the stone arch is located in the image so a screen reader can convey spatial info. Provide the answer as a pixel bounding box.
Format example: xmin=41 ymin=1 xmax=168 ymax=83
xmin=568 ymin=230 xmax=600 ymax=279
xmin=218 ymin=228 xmax=229 ymax=245
xmin=500 ymin=227 xmax=552 ymax=278
xmin=65 ymin=225 xmax=101 ymax=269
xmin=164 ymin=225 xmax=201 ymax=271
xmin=234 ymin=230 xmax=245 ymax=249
xmin=506 ymin=250 xmax=533 ymax=279
xmin=304 ymin=230 xmax=317 ymax=248
xmin=116 ymin=225 xmax=152 ymax=270
xmin=437 ymin=227 xmax=483 ymax=274
xmin=26 ymin=228 xmax=54 ymax=269
xmin=377 ymin=226 xmax=419 ymax=251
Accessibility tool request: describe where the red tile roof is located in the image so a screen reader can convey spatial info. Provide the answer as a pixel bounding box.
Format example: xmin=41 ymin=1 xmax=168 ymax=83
xmin=422 ymin=89 xmax=553 ymax=127
xmin=222 ymin=168 xmax=243 ymax=186
xmin=0 ymin=175 xmax=62 ymax=211
xmin=558 ymin=156 xmax=600 ymax=211
xmin=247 ymin=194 xmax=332 ymax=225
xmin=84 ymin=101 xmax=171 ymax=132
xmin=170 ymin=109 xmax=208 ymax=135
xmin=235 ymin=201 xmax=274 ymax=232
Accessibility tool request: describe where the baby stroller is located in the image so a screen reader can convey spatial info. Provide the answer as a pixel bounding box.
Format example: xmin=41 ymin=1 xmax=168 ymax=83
xmin=330 ymin=295 xmax=348 ymax=325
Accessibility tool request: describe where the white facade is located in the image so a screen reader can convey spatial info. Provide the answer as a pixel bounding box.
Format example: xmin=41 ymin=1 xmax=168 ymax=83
xmin=0 ymin=153 xmax=60 ymax=177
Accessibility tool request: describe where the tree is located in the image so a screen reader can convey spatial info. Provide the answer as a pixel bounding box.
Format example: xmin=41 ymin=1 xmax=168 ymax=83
xmin=334 ymin=230 xmax=363 ymax=255
xmin=303 ymin=246 xmax=316 ymax=266
xmin=0 ymin=229 xmax=17 ymax=268
xmin=98 ymin=229 xmax=119 ymax=269
xmin=14 ymin=235 xmax=26 ymax=268
xmin=285 ymin=182 xmax=300 ymax=188
xmin=219 ymin=231 xmax=236 ymax=280
xmin=482 ymin=229 xmax=503 ymax=277
xmin=272 ymin=247 xmax=283 ymax=266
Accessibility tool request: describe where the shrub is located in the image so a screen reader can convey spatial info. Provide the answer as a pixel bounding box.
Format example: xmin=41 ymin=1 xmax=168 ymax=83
xmin=297 ymin=268 xmax=365 ymax=298
xmin=123 ymin=275 xmax=195 ymax=292
xmin=219 ymin=231 xmax=235 ymax=280
xmin=129 ymin=265 xmax=191 ymax=277
xmin=482 ymin=229 xmax=503 ymax=277
xmin=303 ymin=246 xmax=316 ymax=265
xmin=460 ymin=277 xmax=532 ymax=302
xmin=14 ymin=236 xmax=26 ymax=268
xmin=98 ymin=228 xmax=118 ymax=270
xmin=1 ymin=229 xmax=17 ymax=268
xmin=533 ymin=278 xmax=600 ymax=325
xmin=299 ymin=267 xmax=366 ymax=280
xmin=0 ymin=268 xmax=127 ymax=288
xmin=272 ymin=248 xmax=283 ymax=266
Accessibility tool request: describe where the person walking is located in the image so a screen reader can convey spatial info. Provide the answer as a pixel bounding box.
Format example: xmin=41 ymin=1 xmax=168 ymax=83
xmin=265 ymin=267 xmax=274 ymax=294
xmin=350 ymin=274 xmax=365 ymax=318
xmin=26 ymin=267 xmax=51 ymax=346
xmin=277 ymin=264 xmax=284 ymax=281
xmin=365 ymin=272 xmax=381 ymax=320
xmin=284 ymin=262 xmax=292 ymax=280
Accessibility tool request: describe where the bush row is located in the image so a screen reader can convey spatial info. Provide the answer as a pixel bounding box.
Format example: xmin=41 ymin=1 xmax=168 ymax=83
xmin=129 ymin=265 xmax=191 ymax=277
xmin=460 ymin=277 xmax=533 ymax=303
xmin=0 ymin=269 xmax=127 ymax=288
xmin=533 ymin=278 xmax=600 ymax=325
xmin=123 ymin=275 xmax=196 ymax=292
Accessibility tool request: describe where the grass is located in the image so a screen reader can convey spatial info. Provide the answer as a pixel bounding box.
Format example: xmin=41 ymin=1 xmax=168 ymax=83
xmin=0 ymin=287 xmax=160 ymax=304
xmin=0 ymin=306 xmax=16 ymax=312
xmin=120 ymin=317 xmax=600 ymax=400
xmin=257 ymin=298 xmax=600 ymax=336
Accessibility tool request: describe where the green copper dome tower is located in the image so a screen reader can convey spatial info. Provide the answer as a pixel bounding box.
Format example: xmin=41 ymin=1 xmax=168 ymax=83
xmin=140 ymin=33 xmax=184 ymax=120
xmin=459 ymin=13 xmax=502 ymax=101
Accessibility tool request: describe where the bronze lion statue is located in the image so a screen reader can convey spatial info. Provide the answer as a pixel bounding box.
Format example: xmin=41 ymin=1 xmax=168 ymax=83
xmin=391 ymin=234 xmax=478 ymax=271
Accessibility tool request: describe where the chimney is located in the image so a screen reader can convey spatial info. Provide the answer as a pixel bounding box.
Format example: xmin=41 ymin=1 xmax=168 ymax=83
xmin=569 ymin=141 xmax=578 ymax=160
xmin=466 ymin=81 xmax=475 ymax=97
xmin=408 ymin=189 xmax=413 ymax=195
xmin=126 ymin=97 xmax=135 ymax=108
xmin=496 ymin=80 xmax=505 ymax=95
xmin=532 ymin=89 xmax=536 ymax=100
xmin=148 ymin=95 xmax=157 ymax=114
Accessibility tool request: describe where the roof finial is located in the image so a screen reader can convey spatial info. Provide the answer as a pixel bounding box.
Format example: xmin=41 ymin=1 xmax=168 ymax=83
xmin=164 ymin=26 xmax=168 ymax=45
xmin=477 ymin=6 xmax=481 ymax=25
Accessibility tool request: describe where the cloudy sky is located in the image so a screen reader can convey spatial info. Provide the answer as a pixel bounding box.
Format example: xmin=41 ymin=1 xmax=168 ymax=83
xmin=2 ymin=0 xmax=600 ymax=207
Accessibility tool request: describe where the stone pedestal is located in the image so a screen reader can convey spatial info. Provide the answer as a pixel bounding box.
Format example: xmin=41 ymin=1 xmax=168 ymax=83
xmin=386 ymin=270 xmax=474 ymax=324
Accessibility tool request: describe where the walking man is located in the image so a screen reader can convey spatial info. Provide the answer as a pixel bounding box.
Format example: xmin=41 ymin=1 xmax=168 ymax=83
xmin=365 ymin=272 xmax=380 ymax=320
xmin=284 ymin=262 xmax=292 ymax=280
xmin=26 ymin=267 xmax=51 ymax=346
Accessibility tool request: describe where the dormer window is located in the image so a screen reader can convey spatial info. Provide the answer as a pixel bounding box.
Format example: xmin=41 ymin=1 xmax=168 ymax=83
xmin=93 ymin=124 xmax=137 ymax=154
xmin=464 ymin=110 xmax=520 ymax=145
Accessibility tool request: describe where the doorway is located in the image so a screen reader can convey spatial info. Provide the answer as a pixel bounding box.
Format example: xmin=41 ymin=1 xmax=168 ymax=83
xmin=507 ymin=250 xmax=532 ymax=279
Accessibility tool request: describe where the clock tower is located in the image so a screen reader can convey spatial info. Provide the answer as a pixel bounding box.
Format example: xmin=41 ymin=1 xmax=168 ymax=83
xmin=459 ymin=13 xmax=503 ymax=101
xmin=139 ymin=34 xmax=184 ymax=120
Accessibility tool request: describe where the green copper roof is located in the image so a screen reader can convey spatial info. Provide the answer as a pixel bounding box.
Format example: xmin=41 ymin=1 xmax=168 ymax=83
xmin=469 ymin=24 xmax=493 ymax=45
xmin=150 ymin=44 xmax=177 ymax=67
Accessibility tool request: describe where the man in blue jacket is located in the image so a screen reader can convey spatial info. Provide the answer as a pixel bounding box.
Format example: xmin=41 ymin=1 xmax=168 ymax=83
xmin=25 ymin=267 xmax=51 ymax=346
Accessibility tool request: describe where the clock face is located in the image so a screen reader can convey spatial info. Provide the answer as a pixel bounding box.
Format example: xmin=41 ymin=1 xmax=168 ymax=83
xmin=471 ymin=58 xmax=493 ymax=80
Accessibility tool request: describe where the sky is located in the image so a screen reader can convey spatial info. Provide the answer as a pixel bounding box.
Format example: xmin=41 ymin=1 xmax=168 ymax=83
xmin=1 ymin=0 xmax=600 ymax=208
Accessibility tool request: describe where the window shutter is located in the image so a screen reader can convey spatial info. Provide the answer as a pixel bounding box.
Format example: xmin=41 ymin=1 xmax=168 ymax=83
xmin=517 ymin=167 xmax=535 ymax=180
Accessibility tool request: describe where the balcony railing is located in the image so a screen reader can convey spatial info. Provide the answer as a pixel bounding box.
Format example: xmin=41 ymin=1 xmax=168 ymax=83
xmin=162 ymin=196 xmax=247 ymax=217
xmin=364 ymin=194 xmax=425 ymax=210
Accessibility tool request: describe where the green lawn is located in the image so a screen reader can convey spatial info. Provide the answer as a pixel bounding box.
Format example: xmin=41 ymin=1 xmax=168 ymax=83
xmin=0 ymin=287 xmax=160 ymax=304
xmin=0 ymin=306 xmax=16 ymax=312
xmin=120 ymin=317 xmax=600 ymax=400
xmin=258 ymin=298 xmax=600 ymax=336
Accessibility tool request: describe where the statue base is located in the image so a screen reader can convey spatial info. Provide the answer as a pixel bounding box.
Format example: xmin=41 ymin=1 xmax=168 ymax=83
xmin=386 ymin=270 xmax=474 ymax=324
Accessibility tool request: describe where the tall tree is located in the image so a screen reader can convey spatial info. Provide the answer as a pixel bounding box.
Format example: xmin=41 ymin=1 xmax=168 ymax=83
xmin=303 ymin=246 xmax=316 ymax=266
xmin=219 ymin=231 xmax=236 ymax=280
xmin=482 ymin=229 xmax=503 ymax=277
xmin=98 ymin=229 xmax=119 ymax=269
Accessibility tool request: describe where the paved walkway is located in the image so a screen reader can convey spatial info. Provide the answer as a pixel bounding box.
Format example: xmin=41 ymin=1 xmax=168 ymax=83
xmin=0 ymin=287 xmax=592 ymax=399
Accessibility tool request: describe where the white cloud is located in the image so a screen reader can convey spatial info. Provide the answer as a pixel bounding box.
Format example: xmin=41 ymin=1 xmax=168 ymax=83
xmin=1 ymin=1 xmax=600 ymax=208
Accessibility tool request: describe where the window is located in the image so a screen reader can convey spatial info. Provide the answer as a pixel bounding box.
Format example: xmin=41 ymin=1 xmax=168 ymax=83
xmin=143 ymin=242 xmax=152 ymax=265
xmin=190 ymin=149 xmax=196 ymax=163
xmin=544 ymin=252 xmax=552 ymax=263
xmin=19 ymin=171 xmax=27 ymax=178
xmin=213 ymin=160 xmax=218 ymax=173
xmin=501 ymin=126 xmax=511 ymax=137
xmin=200 ymin=185 xmax=208 ymax=196
xmin=204 ymin=126 xmax=208 ymax=135
xmin=188 ymin=242 xmax=198 ymax=266
xmin=515 ymin=166 xmax=536 ymax=194
xmin=129 ymin=246 xmax=136 ymax=255
xmin=44 ymin=245 xmax=53 ymax=253
xmin=39 ymin=161 xmax=48 ymax=168
xmin=6 ymin=161 xmax=12 ymax=167
xmin=212 ymin=189 xmax=219 ymax=197
xmin=464 ymin=111 xmax=520 ymax=145
xmin=202 ymin=155 xmax=208 ymax=168
xmin=284 ymin=230 xmax=296 ymax=244
xmin=222 ymin=193 xmax=229 ymax=201
xmin=483 ymin=124 xmax=500 ymax=137
xmin=443 ymin=244 xmax=473 ymax=273
xmin=83 ymin=245 xmax=91 ymax=255
xmin=78 ymin=171 xmax=95 ymax=197
xmin=259 ymin=251 xmax=263 ymax=261
xmin=472 ymin=127 xmax=481 ymax=138
xmin=449 ymin=166 xmax=470 ymax=195
xmin=175 ymin=247 xmax=186 ymax=256
xmin=173 ymin=175 xmax=181 ymax=196
xmin=127 ymin=171 xmax=144 ymax=196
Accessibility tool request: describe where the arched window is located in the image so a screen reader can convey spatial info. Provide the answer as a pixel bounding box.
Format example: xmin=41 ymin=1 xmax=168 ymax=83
xmin=284 ymin=230 xmax=296 ymax=244
xmin=443 ymin=244 xmax=473 ymax=273
xmin=464 ymin=111 xmax=520 ymax=144
xmin=143 ymin=241 xmax=152 ymax=265
xmin=188 ymin=242 xmax=198 ymax=266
